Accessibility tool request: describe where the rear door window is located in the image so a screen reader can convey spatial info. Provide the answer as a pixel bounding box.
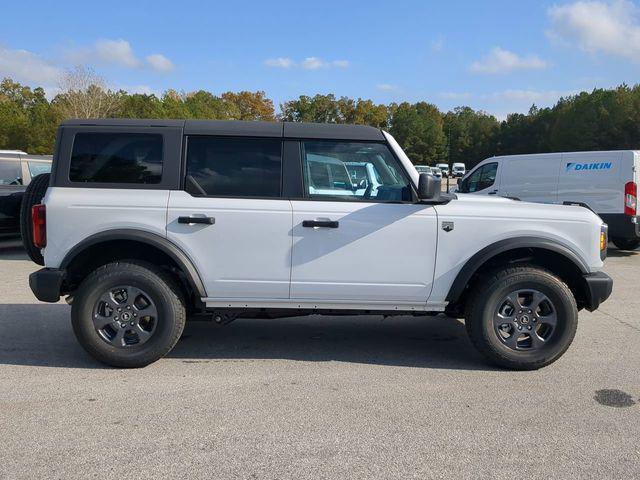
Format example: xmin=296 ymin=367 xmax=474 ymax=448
xmin=70 ymin=133 xmax=163 ymax=184
xmin=185 ymin=136 xmax=282 ymax=197
xmin=0 ymin=159 xmax=22 ymax=185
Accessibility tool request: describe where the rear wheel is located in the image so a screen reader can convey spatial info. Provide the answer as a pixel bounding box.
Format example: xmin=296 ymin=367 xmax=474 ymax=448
xmin=465 ymin=266 xmax=578 ymax=370
xmin=71 ymin=261 xmax=186 ymax=368
xmin=611 ymin=237 xmax=640 ymax=251
xmin=20 ymin=173 xmax=50 ymax=265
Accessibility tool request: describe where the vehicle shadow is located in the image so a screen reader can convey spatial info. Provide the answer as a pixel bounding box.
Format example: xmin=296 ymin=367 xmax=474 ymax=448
xmin=0 ymin=304 xmax=493 ymax=371
xmin=606 ymin=248 xmax=639 ymax=258
xmin=0 ymin=243 xmax=27 ymax=261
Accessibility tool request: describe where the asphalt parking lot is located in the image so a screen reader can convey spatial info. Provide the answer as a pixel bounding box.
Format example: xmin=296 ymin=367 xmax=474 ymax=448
xmin=0 ymin=242 xmax=638 ymax=480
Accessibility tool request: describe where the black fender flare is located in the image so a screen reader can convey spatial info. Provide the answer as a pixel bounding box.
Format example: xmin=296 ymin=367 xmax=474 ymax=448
xmin=60 ymin=229 xmax=207 ymax=298
xmin=445 ymin=237 xmax=589 ymax=304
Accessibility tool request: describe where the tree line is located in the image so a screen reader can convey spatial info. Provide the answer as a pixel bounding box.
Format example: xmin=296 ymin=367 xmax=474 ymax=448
xmin=2 ymin=68 xmax=640 ymax=169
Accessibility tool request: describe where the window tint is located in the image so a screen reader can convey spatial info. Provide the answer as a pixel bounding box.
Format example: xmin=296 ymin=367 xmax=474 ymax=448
xmin=302 ymin=141 xmax=412 ymax=202
xmin=28 ymin=162 xmax=51 ymax=178
xmin=70 ymin=133 xmax=163 ymax=184
xmin=0 ymin=160 xmax=22 ymax=185
xmin=185 ymin=136 xmax=282 ymax=197
xmin=460 ymin=162 xmax=498 ymax=193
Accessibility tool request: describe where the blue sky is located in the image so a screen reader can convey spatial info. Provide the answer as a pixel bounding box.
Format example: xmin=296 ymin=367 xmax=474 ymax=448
xmin=1 ymin=0 xmax=639 ymax=118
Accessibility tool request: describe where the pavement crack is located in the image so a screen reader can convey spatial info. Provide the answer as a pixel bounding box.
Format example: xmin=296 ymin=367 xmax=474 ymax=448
xmin=597 ymin=309 xmax=640 ymax=334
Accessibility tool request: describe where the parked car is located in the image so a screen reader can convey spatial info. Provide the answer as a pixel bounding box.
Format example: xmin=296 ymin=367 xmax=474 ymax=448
xmin=26 ymin=119 xmax=612 ymax=370
xmin=431 ymin=166 xmax=443 ymax=180
xmin=456 ymin=151 xmax=640 ymax=251
xmin=0 ymin=152 xmax=52 ymax=239
xmin=415 ymin=165 xmax=433 ymax=174
xmin=452 ymin=163 xmax=466 ymax=178
xmin=436 ymin=163 xmax=450 ymax=178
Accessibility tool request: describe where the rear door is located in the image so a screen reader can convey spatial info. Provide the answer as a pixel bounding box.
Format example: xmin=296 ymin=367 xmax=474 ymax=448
xmin=167 ymin=135 xmax=292 ymax=299
xmin=290 ymin=140 xmax=438 ymax=306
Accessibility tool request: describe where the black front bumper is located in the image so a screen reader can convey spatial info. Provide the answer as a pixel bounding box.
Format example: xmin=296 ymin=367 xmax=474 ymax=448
xmin=582 ymin=271 xmax=613 ymax=312
xmin=29 ymin=268 xmax=65 ymax=303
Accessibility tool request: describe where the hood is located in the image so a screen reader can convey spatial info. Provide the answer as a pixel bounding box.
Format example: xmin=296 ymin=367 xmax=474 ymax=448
xmin=453 ymin=193 xmax=602 ymax=224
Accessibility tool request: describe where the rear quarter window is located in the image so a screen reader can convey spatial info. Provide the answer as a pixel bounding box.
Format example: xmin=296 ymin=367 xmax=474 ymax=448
xmin=69 ymin=133 xmax=163 ymax=184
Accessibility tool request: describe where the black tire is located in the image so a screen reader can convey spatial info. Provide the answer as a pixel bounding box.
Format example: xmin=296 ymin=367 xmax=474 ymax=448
xmin=20 ymin=173 xmax=50 ymax=265
xmin=465 ymin=266 xmax=578 ymax=370
xmin=611 ymin=237 xmax=640 ymax=251
xmin=71 ymin=261 xmax=186 ymax=368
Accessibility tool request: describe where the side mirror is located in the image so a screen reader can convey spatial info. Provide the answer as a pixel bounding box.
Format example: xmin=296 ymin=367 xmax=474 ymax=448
xmin=417 ymin=173 xmax=440 ymax=201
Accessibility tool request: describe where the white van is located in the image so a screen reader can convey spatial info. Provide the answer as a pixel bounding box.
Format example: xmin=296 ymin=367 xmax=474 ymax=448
xmin=436 ymin=163 xmax=449 ymax=177
xmin=452 ymin=163 xmax=466 ymax=178
xmin=457 ymin=151 xmax=640 ymax=250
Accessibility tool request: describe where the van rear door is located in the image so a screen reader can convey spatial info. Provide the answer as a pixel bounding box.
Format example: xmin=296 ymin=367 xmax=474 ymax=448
xmin=558 ymin=151 xmax=624 ymax=214
xmin=500 ymin=154 xmax=561 ymax=203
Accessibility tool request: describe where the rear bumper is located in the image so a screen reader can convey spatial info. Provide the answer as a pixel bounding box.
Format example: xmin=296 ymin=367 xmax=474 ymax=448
xmin=29 ymin=268 xmax=65 ymax=303
xmin=582 ymin=272 xmax=613 ymax=312
xmin=599 ymin=213 xmax=640 ymax=239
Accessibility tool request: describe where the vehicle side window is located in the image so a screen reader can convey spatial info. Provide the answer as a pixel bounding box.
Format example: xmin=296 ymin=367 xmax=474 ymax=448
xmin=70 ymin=133 xmax=163 ymax=184
xmin=0 ymin=159 xmax=22 ymax=185
xmin=478 ymin=163 xmax=498 ymax=191
xmin=460 ymin=162 xmax=497 ymax=193
xmin=28 ymin=162 xmax=52 ymax=178
xmin=185 ymin=136 xmax=282 ymax=198
xmin=302 ymin=141 xmax=412 ymax=202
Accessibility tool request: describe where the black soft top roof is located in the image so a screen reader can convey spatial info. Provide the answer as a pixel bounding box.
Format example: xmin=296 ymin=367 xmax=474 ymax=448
xmin=61 ymin=119 xmax=385 ymax=141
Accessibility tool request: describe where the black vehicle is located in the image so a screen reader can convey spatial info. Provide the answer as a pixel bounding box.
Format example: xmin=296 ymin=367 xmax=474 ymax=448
xmin=0 ymin=152 xmax=52 ymax=239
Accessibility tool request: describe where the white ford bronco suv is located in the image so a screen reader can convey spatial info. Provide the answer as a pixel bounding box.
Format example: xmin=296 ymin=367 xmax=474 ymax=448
xmin=26 ymin=119 xmax=613 ymax=369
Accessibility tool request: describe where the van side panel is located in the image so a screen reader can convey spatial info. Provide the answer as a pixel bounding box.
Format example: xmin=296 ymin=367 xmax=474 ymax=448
xmin=500 ymin=154 xmax=561 ymax=203
xmin=557 ymin=151 xmax=628 ymax=214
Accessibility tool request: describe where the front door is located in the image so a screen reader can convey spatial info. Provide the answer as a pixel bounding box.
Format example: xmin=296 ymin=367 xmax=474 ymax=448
xmin=167 ymin=136 xmax=292 ymax=299
xmin=290 ymin=140 xmax=438 ymax=306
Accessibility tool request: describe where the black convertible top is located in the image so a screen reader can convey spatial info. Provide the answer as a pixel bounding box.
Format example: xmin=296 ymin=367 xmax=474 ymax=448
xmin=61 ymin=119 xmax=385 ymax=141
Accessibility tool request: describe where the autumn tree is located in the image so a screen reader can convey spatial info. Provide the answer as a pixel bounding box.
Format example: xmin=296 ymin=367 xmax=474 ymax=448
xmin=221 ymin=91 xmax=275 ymax=121
xmin=53 ymin=66 xmax=121 ymax=119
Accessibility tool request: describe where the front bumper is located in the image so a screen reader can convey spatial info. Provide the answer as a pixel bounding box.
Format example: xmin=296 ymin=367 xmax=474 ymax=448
xmin=29 ymin=268 xmax=65 ymax=303
xmin=582 ymin=271 xmax=613 ymax=312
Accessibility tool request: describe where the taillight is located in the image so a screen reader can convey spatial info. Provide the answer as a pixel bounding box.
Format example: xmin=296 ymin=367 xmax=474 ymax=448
xmin=32 ymin=204 xmax=46 ymax=249
xmin=625 ymin=181 xmax=637 ymax=216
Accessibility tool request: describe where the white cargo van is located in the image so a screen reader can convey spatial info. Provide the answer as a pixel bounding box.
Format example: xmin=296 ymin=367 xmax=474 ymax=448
xmin=452 ymin=163 xmax=466 ymax=178
xmin=436 ymin=163 xmax=449 ymax=177
xmin=457 ymin=151 xmax=640 ymax=250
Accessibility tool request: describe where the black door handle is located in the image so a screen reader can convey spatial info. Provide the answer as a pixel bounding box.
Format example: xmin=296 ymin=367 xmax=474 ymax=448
xmin=178 ymin=216 xmax=215 ymax=225
xmin=488 ymin=190 xmax=498 ymax=195
xmin=302 ymin=220 xmax=339 ymax=228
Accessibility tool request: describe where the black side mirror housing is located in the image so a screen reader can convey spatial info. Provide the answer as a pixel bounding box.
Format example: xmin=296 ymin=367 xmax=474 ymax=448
xmin=417 ymin=173 xmax=440 ymax=201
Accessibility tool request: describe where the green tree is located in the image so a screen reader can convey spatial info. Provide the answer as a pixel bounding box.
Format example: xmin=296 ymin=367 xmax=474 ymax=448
xmin=118 ymin=93 xmax=166 ymax=118
xmin=389 ymin=102 xmax=446 ymax=164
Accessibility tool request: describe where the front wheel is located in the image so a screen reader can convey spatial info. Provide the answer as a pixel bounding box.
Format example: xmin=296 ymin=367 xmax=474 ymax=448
xmin=611 ymin=237 xmax=640 ymax=251
xmin=465 ymin=266 xmax=578 ymax=370
xmin=71 ymin=261 xmax=186 ymax=368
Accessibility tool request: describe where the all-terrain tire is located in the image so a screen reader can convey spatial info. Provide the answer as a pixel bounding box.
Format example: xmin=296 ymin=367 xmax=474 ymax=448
xmin=71 ymin=261 xmax=186 ymax=368
xmin=20 ymin=173 xmax=50 ymax=265
xmin=465 ymin=265 xmax=578 ymax=370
